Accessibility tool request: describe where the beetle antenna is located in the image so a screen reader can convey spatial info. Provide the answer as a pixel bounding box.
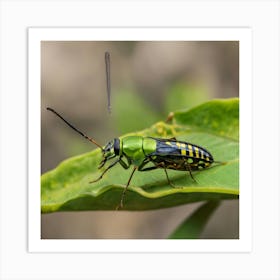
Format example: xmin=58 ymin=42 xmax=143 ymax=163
xmin=46 ymin=107 xmax=103 ymax=150
xmin=105 ymin=51 xmax=111 ymax=114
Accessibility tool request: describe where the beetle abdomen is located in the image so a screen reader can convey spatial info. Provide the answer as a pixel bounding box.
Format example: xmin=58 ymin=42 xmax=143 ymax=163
xmin=148 ymin=138 xmax=214 ymax=170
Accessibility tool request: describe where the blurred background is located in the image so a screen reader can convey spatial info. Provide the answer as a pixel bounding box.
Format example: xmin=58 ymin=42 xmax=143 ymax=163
xmin=41 ymin=41 xmax=239 ymax=239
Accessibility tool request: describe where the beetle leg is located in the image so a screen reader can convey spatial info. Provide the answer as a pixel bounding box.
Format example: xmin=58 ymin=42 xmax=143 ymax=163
xmin=90 ymin=157 xmax=121 ymax=183
xmin=118 ymin=157 xmax=131 ymax=169
xmin=139 ymin=159 xmax=175 ymax=188
xmin=184 ymin=160 xmax=197 ymax=182
xmin=163 ymin=167 xmax=176 ymax=188
xmin=138 ymin=166 xmax=158 ymax=171
xmin=116 ymin=166 xmax=137 ymax=210
xmin=138 ymin=158 xmax=155 ymax=171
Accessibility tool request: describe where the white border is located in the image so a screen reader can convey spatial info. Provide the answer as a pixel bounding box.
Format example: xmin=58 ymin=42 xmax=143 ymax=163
xmin=28 ymin=27 xmax=251 ymax=253
xmin=1 ymin=1 xmax=279 ymax=279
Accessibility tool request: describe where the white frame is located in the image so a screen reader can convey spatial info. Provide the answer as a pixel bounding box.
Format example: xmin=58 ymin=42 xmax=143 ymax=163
xmin=29 ymin=27 xmax=251 ymax=253
xmin=1 ymin=1 xmax=279 ymax=279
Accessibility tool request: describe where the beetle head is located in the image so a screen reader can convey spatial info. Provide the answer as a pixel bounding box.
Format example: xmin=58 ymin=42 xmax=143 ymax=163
xmin=99 ymin=138 xmax=119 ymax=168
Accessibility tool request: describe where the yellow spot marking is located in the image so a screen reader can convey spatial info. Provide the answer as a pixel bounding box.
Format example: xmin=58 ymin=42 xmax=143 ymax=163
xmin=205 ymin=157 xmax=209 ymax=162
xmin=179 ymin=143 xmax=186 ymax=155
xmin=194 ymin=147 xmax=199 ymax=158
xmin=166 ymin=141 xmax=172 ymax=146
xmin=188 ymin=144 xmax=193 ymax=157
xmin=176 ymin=142 xmax=181 ymax=148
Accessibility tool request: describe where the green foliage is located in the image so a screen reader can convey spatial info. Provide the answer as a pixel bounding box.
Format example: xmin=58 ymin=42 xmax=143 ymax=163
xmin=165 ymin=82 xmax=209 ymax=113
xmin=168 ymin=201 xmax=221 ymax=239
xmin=41 ymin=98 xmax=239 ymax=213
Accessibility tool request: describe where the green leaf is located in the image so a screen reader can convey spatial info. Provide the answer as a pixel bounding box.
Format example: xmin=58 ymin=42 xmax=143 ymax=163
xmin=41 ymin=98 xmax=239 ymax=213
xmin=173 ymin=98 xmax=239 ymax=141
xmin=164 ymin=82 xmax=209 ymax=113
xmin=168 ymin=201 xmax=221 ymax=239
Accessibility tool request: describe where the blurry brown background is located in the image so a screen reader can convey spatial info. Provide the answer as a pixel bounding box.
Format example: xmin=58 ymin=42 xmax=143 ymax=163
xmin=41 ymin=41 xmax=239 ymax=239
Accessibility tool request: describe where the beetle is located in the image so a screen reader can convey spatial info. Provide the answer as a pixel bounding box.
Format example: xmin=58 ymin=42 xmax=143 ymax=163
xmin=46 ymin=107 xmax=214 ymax=209
xmin=47 ymin=51 xmax=217 ymax=209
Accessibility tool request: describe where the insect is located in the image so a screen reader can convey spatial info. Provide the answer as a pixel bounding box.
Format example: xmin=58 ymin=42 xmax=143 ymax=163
xmin=47 ymin=52 xmax=216 ymax=210
xmin=47 ymin=108 xmax=215 ymax=209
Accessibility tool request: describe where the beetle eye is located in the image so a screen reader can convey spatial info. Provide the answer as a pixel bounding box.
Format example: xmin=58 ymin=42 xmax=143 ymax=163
xmin=114 ymin=138 xmax=120 ymax=155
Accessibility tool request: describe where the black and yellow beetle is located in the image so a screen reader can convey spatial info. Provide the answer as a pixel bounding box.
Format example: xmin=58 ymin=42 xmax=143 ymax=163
xmin=47 ymin=52 xmax=216 ymax=209
xmin=47 ymin=108 xmax=214 ymax=209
